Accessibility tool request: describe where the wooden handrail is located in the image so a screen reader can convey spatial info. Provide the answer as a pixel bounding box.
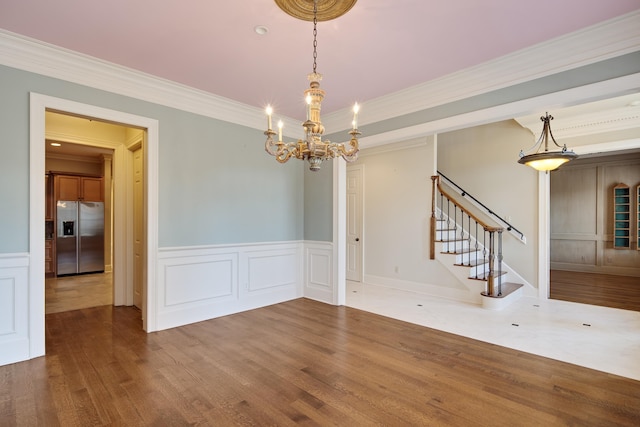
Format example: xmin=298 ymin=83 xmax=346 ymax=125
xmin=432 ymin=175 xmax=502 ymax=233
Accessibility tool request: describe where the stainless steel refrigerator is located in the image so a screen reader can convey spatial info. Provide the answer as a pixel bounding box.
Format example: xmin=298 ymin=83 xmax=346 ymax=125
xmin=56 ymin=201 xmax=105 ymax=276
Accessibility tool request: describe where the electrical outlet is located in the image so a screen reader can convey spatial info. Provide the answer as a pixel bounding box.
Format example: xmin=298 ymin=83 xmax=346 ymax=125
xmin=394 ymin=266 xmax=399 ymax=273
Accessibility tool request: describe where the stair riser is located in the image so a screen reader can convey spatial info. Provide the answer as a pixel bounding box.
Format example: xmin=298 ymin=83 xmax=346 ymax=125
xmin=435 ymin=230 xmax=461 ymax=241
xmin=440 ymin=241 xmax=471 ymax=253
xmin=469 ymin=263 xmax=490 ymax=276
xmin=454 ymin=251 xmax=482 ymax=264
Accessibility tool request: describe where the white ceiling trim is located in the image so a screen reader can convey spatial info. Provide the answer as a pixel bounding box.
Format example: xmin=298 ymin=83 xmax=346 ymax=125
xmin=516 ymin=109 xmax=640 ymax=140
xmin=357 ymin=73 xmax=640 ymax=150
xmin=1 ymin=10 xmax=639 ymax=134
xmin=323 ymin=10 xmax=640 ymax=130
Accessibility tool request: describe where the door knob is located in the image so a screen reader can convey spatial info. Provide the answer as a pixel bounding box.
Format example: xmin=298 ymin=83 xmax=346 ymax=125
xmin=355 ymin=238 xmax=360 ymax=242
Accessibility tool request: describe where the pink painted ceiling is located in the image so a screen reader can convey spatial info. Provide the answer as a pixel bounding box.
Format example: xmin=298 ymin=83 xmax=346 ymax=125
xmin=1 ymin=0 xmax=639 ymax=120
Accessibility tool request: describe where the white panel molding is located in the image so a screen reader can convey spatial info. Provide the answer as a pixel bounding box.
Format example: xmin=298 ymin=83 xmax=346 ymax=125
xmin=156 ymin=242 xmax=302 ymax=331
xmin=304 ymin=241 xmax=334 ymax=304
xmin=0 ymin=254 xmax=30 ymax=366
xmin=244 ymin=248 xmax=300 ymax=295
xmin=2 ymin=11 xmax=638 ymax=133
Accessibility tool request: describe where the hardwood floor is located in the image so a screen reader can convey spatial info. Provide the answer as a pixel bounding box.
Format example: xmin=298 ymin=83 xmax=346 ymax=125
xmin=550 ymin=270 xmax=640 ymax=312
xmin=2 ymin=299 xmax=639 ymax=426
xmin=45 ymin=272 xmax=112 ymax=314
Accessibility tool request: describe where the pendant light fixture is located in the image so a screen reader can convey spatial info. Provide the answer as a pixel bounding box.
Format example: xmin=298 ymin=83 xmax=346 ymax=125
xmin=264 ymin=0 xmax=360 ymax=171
xmin=518 ymin=112 xmax=578 ymax=171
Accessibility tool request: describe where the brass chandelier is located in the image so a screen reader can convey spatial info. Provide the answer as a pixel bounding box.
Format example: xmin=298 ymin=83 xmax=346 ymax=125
xmin=518 ymin=112 xmax=578 ymax=171
xmin=265 ymin=0 xmax=360 ymax=171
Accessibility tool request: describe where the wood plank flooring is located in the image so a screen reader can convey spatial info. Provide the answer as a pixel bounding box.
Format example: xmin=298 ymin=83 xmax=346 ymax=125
xmin=550 ymin=270 xmax=640 ymax=312
xmin=2 ymin=299 xmax=639 ymax=426
xmin=45 ymin=272 xmax=112 ymax=314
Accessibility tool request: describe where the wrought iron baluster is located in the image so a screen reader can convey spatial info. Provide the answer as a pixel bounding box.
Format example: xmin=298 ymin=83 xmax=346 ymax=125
xmin=454 ymin=205 xmax=458 ymax=255
xmin=475 ymin=221 xmax=479 ymax=272
xmin=497 ymin=229 xmax=503 ymax=296
xmin=481 ymin=230 xmax=487 ymax=280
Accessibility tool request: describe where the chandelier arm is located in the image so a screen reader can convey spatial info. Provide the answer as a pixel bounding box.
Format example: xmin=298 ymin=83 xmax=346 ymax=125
xmin=275 ymin=145 xmax=295 ymax=163
xmin=264 ymin=131 xmax=278 ymax=156
xmin=337 ymin=131 xmax=360 ymax=158
xmin=546 ymin=122 xmax=565 ymax=149
xmin=519 ymin=132 xmax=544 ymax=157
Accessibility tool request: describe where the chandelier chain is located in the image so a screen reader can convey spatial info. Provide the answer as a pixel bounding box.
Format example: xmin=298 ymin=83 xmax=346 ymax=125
xmin=312 ymin=0 xmax=318 ymax=73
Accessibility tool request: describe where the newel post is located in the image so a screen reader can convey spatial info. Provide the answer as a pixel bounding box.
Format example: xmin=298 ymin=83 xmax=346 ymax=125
xmin=487 ymin=230 xmax=496 ymax=296
xmin=430 ymin=175 xmax=438 ymax=260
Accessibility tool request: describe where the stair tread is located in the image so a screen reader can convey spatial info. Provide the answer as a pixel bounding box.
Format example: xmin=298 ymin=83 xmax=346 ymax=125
xmin=454 ymin=258 xmax=488 ymax=267
xmin=440 ymin=247 xmax=482 ymax=254
xmin=482 ymin=282 xmax=524 ymax=298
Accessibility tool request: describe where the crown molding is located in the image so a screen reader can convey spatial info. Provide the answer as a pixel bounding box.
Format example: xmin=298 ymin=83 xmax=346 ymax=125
xmin=1 ymin=10 xmax=639 ymax=134
xmin=324 ymin=10 xmax=640 ymax=131
xmin=0 ymin=29 xmax=266 ymax=130
xmin=357 ymin=73 xmax=640 ymax=150
xmin=515 ymin=110 xmax=640 ymax=140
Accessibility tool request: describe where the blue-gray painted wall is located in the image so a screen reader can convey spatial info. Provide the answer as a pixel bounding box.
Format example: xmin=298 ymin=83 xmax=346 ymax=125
xmin=0 ymin=64 xmax=325 ymax=253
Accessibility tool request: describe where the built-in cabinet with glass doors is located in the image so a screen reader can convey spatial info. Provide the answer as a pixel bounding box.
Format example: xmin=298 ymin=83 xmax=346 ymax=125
xmin=613 ymin=184 xmax=630 ymax=249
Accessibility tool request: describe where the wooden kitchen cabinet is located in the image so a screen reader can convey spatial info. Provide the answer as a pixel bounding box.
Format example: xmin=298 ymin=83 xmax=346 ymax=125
xmin=45 ymin=173 xmax=54 ymax=219
xmin=45 ymin=238 xmax=55 ymax=276
xmin=55 ymin=174 xmax=103 ymax=201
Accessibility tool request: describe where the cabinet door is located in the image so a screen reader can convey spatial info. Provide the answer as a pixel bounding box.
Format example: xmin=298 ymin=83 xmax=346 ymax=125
xmin=45 ymin=174 xmax=54 ymax=219
xmin=56 ymin=175 xmax=80 ymax=200
xmin=81 ymin=177 xmax=103 ymax=201
xmin=45 ymin=239 xmax=55 ymax=275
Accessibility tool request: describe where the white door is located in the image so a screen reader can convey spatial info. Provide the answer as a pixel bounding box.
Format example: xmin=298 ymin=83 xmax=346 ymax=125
xmin=133 ymin=146 xmax=144 ymax=309
xmin=346 ymin=166 xmax=363 ymax=282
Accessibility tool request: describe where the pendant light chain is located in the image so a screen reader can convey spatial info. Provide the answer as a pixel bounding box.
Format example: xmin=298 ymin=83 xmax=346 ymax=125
xmin=312 ymin=0 xmax=318 ymax=74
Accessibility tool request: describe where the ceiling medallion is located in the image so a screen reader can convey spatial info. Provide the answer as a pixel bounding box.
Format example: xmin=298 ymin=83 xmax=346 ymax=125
xmin=274 ymin=0 xmax=358 ymax=21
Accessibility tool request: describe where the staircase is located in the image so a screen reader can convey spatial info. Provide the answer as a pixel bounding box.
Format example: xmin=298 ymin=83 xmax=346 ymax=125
xmin=431 ymin=175 xmax=524 ymax=310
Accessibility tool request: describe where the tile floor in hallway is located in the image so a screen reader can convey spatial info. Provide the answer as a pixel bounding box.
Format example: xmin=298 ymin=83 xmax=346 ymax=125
xmin=346 ymin=280 xmax=640 ymax=381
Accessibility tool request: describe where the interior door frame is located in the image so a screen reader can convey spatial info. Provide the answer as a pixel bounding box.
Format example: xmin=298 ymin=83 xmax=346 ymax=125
xmin=29 ymin=93 xmax=159 ymax=358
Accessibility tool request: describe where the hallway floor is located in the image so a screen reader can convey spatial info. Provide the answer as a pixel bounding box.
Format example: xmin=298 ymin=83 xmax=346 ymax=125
xmin=45 ymin=272 xmax=112 ymax=314
xmin=346 ymin=280 xmax=640 ymax=381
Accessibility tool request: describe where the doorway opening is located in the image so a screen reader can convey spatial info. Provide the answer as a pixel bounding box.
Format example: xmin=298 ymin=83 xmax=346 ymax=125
xmin=29 ymin=93 xmax=160 ymax=360
xmin=549 ymin=149 xmax=640 ymax=311
xmin=44 ymin=111 xmax=144 ymax=314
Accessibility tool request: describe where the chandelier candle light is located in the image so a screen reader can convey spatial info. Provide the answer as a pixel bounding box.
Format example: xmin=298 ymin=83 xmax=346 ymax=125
xmin=265 ymin=0 xmax=360 ymax=171
xmin=518 ymin=112 xmax=578 ymax=171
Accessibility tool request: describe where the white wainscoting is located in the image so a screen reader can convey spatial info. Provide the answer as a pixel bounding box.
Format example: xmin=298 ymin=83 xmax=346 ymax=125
xmin=0 ymin=241 xmax=338 ymax=366
xmin=0 ymin=253 xmax=30 ymax=366
xmin=156 ymin=242 xmax=307 ymax=331
xmin=303 ymin=241 xmax=334 ymax=304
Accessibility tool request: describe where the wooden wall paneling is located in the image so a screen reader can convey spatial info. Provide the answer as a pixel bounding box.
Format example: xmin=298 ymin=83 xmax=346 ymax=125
xmin=637 ymin=184 xmax=640 ymax=251
xmin=550 ymin=155 xmax=640 ymax=275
